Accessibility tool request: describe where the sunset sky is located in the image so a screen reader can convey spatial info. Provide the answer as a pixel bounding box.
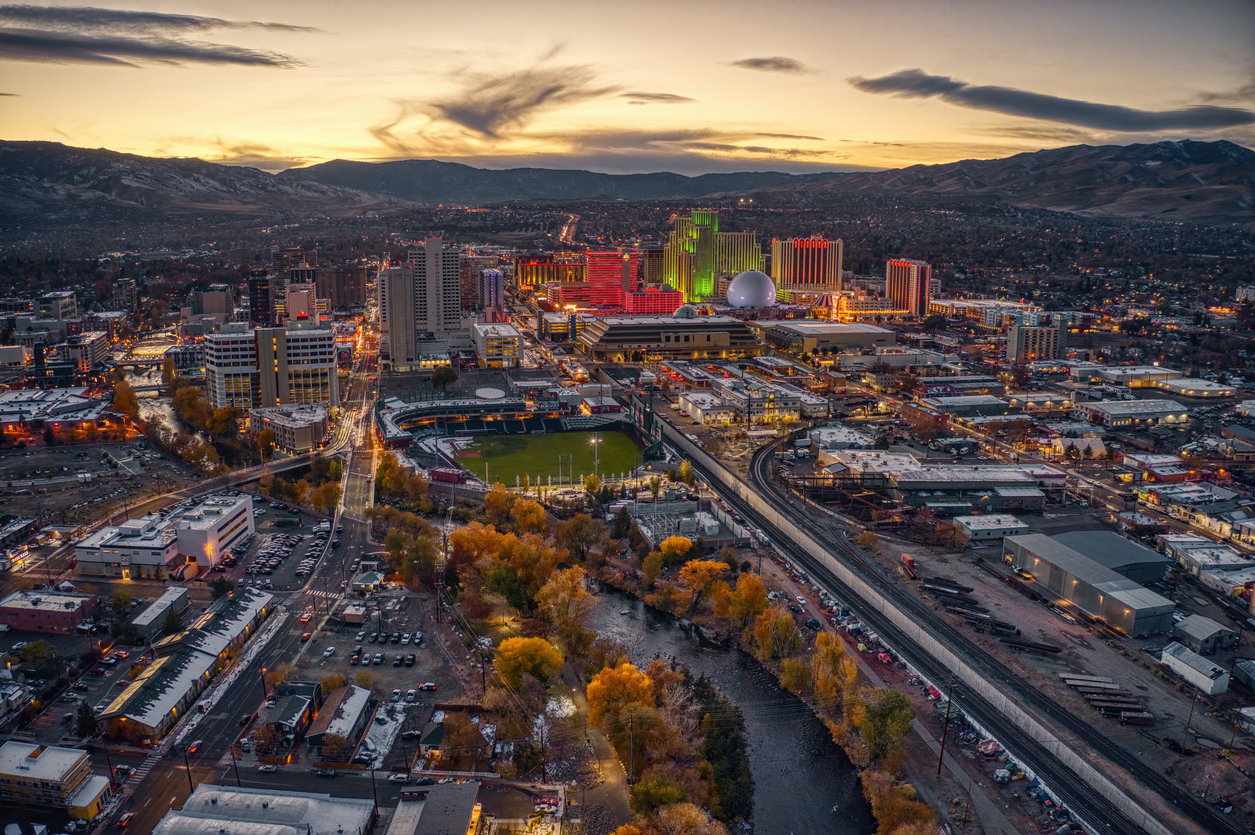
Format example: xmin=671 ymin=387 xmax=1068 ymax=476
xmin=2 ymin=0 xmax=1254 ymax=174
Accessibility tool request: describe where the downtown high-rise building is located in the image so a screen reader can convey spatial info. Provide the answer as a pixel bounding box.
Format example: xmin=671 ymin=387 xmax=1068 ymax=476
xmin=886 ymin=258 xmax=932 ymax=317
xmin=772 ymin=237 xmax=843 ymax=301
xmin=586 ymin=250 xmax=639 ymax=308
xmin=314 ymin=266 xmax=368 ymax=310
xmin=379 ymin=237 xmax=460 ymax=370
xmin=204 ymin=322 xmax=339 ymax=410
xmin=248 ymin=271 xmax=272 ymax=325
xmin=663 ymin=210 xmax=763 ymax=302
xmin=479 ymin=268 xmax=505 ymax=322
xmin=514 ymin=256 xmax=584 ymax=287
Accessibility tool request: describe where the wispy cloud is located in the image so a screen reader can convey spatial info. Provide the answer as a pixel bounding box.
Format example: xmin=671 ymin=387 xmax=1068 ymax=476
xmin=620 ymin=91 xmax=695 ymax=105
xmin=849 ymin=68 xmax=1255 ymax=131
xmin=0 ymin=5 xmax=316 ymax=33
xmin=732 ymin=56 xmax=811 ymax=74
xmin=427 ymin=65 xmax=618 ymax=138
xmin=0 ymin=4 xmax=311 ymax=67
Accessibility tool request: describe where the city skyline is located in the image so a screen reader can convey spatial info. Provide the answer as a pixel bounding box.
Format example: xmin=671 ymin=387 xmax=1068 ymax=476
xmin=1 ymin=0 xmax=1252 ymax=175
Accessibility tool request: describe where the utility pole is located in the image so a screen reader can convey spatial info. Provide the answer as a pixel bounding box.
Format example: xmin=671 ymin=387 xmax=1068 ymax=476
xmin=962 ymin=779 xmax=972 ymax=824
xmin=229 ymin=747 xmax=242 ymax=787
xmin=628 ymin=713 xmax=634 ymax=785
xmin=1183 ymin=690 xmax=1199 ymax=745
xmin=181 ymin=746 xmax=194 ymax=794
xmin=101 ymin=740 xmax=116 ymax=789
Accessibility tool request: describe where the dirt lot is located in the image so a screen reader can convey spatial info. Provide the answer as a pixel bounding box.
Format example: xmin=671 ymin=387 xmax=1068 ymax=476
xmin=0 ymin=442 xmax=194 ymax=526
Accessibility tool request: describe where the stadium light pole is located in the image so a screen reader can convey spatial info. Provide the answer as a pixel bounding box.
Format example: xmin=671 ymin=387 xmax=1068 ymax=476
xmin=590 ymin=433 xmax=602 ymax=479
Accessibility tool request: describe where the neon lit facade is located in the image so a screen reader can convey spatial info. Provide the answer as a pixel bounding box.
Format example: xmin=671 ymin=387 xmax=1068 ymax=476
xmin=586 ymin=250 xmax=639 ymax=308
xmin=663 ymin=210 xmax=763 ymax=302
xmin=886 ymin=258 xmax=932 ymax=317
xmin=772 ymin=237 xmax=843 ymax=301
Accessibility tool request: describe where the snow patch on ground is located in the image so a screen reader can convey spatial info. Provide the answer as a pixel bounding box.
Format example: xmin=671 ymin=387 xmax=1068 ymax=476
xmin=360 ymin=701 xmax=407 ymax=767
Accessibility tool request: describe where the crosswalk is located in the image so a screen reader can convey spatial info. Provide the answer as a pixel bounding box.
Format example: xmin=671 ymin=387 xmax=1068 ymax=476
xmin=124 ymin=752 xmax=160 ymax=784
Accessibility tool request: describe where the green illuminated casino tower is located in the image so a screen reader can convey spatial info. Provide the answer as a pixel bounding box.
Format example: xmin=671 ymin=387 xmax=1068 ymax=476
xmin=662 ymin=210 xmax=763 ymax=302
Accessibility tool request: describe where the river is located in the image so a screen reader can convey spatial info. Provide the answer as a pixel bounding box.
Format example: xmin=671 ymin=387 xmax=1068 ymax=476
xmin=587 ymin=591 xmax=873 ymax=835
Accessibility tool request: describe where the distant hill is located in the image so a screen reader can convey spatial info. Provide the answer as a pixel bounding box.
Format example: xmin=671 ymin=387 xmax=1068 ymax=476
xmin=1 ymin=139 xmax=1252 ymax=231
xmin=274 ymin=158 xmax=819 ymax=204
xmin=0 ymin=141 xmax=396 ymax=224
xmin=718 ymin=140 xmax=1255 ymax=223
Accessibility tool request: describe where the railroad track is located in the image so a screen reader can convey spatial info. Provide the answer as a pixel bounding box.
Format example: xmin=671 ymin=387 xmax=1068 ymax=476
xmin=670 ymin=426 xmax=1241 ymax=835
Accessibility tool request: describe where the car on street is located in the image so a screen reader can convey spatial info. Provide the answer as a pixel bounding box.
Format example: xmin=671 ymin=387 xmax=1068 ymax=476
xmin=387 ymin=773 xmax=409 ymax=783
xmin=113 ymin=764 xmax=136 ymax=779
xmin=257 ymin=764 xmax=278 ymax=773
xmin=116 ymin=813 xmax=135 ymax=827
xmin=419 ymin=682 xmax=436 ymax=691
xmin=186 ymin=739 xmax=203 ymax=754
xmin=301 ymin=632 xmax=312 ymax=642
xmin=315 ymin=768 xmax=336 ymax=777
xmin=239 ymin=713 xmax=252 ymax=725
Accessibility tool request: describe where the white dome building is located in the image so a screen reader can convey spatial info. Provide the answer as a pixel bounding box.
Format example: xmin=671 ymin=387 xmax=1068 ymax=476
xmin=726 ymin=270 xmax=777 ymax=308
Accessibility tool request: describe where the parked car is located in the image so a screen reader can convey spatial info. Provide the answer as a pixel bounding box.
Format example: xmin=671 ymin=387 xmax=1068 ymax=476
xmin=315 ymin=768 xmax=336 ymax=777
xmin=387 ymin=773 xmax=409 ymax=783
xmin=404 ymin=653 xmax=416 ymax=667
xmin=390 ymin=689 xmax=402 ymax=702
xmin=323 ymin=646 xmax=336 ymax=657
xmin=257 ymin=764 xmax=278 ymax=773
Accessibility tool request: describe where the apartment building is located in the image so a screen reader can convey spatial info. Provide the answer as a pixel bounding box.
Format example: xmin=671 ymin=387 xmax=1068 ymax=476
xmin=204 ymin=322 xmax=340 ymax=409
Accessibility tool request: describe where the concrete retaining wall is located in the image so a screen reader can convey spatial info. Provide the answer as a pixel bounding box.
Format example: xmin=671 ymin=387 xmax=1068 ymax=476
xmin=660 ymin=424 xmax=1174 ymax=835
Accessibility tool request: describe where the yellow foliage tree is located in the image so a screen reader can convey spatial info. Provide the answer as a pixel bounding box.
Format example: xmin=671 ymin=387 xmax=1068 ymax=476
xmin=483 ymin=483 xmax=514 ymax=528
xmin=751 ymin=608 xmax=802 ymax=661
xmin=678 ymin=559 xmax=728 ymax=612
xmin=641 ymin=551 xmax=664 ymax=590
xmin=658 ymin=536 xmax=693 ymax=568
xmin=810 ymin=631 xmax=856 ymax=712
xmin=587 ymin=660 xmax=654 ymax=732
xmin=493 ymin=637 xmax=563 ymax=690
xmin=512 ymin=499 xmax=549 ymax=536
xmin=534 ymin=565 xmax=593 ymax=651
xmin=712 ymin=572 xmax=769 ymax=631
xmin=780 ymin=657 xmax=812 ymax=696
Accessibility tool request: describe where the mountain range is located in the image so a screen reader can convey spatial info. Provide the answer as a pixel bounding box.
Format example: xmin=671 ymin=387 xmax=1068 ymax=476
xmin=719 ymin=140 xmax=1255 ymax=223
xmin=1 ymin=139 xmax=1252 ymax=229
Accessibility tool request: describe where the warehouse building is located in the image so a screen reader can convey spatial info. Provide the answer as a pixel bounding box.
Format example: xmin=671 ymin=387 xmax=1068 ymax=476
xmin=1072 ymin=399 xmax=1188 ymax=427
xmin=1048 ymin=531 xmax=1171 ymax=585
xmin=0 ymin=589 xmax=99 ymax=634
xmin=1172 ymin=614 xmax=1240 ymax=655
xmin=131 ymin=587 xmax=190 ymax=641
xmin=577 ymin=314 xmax=762 ymax=362
xmin=953 ymin=514 xmax=1029 ymax=544
xmin=1004 ymin=533 xmax=1174 ymax=636
xmin=1160 ymin=642 xmax=1229 ymax=695
xmin=151 ymin=785 xmax=376 ymax=835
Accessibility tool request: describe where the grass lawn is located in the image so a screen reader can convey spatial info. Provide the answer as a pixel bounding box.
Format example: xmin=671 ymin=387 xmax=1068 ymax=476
xmin=458 ymin=430 xmax=642 ymax=487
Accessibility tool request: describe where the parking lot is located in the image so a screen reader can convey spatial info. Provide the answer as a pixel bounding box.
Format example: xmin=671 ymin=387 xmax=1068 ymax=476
xmin=212 ymin=497 xmax=338 ymax=593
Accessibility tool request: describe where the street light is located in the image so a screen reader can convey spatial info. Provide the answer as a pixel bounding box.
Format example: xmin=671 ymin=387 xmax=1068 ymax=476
xmin=589 ymin=433 xmax=602 ymax=478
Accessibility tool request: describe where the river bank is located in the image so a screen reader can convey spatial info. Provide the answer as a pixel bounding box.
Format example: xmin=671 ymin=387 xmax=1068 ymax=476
xmin=587 ymin=588 xmax=874 ymax=835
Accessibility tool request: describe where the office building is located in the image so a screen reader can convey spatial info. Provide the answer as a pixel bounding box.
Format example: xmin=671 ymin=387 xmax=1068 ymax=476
xmin=175 ymin=495 xmax=255 ymax=570
xmin=248 ymin=271 xmax=273 ymax=325
xmin=284 ymin=282 xmax=319 ymax=321
xmin=380 ymin=238 xmax=461 ymax=370
xmin=514 ymin=256 xmax=584 ymax=287
xmin=250 ymin=404 xmax=329 ymax=453
xmin=193 ymin=284 xmax=232 ymax=318
xmin=472 ymin=323 xmax=523 ymax=368
xmin=62 ymin=331 xmax=108 ymax=372
xmin=772 ymin=237 xmax=843 ymax=301
xmin=76 ymin=513 xmax=180 ymax=579
xmin=204 ymin=322 xmax=340 ymax=410
xmin=886 ymin=259 xmax=932 ymax=316
xmin=39 ymin=291 xmax=77 ymax=320
xmin=110 ymin=277 xmax=137 ymax=311
xmin=479 ymin=268 xmax=505 ymax=322
xmin=1008 ymin=318 xmax=1067 ymax=363
xmin=0 ymin=741 xmax=111 ymax=820
xmin=0 ymin=589 xmax=100 ymax=633
xmin=459 ymin=255 xmax=495 ymax=310
xmin=586 ymin=250 xmax=638 ymax=307
xmin=314 ymin=265 xmax=368 ymax=310
xmin=641 ymin=247 xmax=667 ymax=283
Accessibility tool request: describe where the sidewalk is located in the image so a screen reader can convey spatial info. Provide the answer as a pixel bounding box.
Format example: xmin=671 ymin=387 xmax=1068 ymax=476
xmin=559 ymin=666 xmax=631 ymax=829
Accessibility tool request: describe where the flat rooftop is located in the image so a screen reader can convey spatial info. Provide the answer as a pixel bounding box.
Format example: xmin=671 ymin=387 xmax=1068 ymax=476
xmin=0 ymin=741 xmax=85 ymax=781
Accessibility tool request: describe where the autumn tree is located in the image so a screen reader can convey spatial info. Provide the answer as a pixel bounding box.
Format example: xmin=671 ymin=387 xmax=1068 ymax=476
xmin=534 ymin=566 xmax=594 ymax=653
xmin=780 ymin=657 xmax=812 ymax=696
xmin=483 ymin=483 xmax=514 ymax=529
xmin=584 ymin=473 xmax=602 ymax=495
xmin=112 ymin=379 xmax=140 ymax=422
xmin=256 ymin=427 xmax=276 ymax=461
xmin=810 ymin=631 xmax=856 ymax=711
xmin=320 ymin=733 xmax=351 ymax=762
xmin=311 ymin=481 xmax=342 ymax=515
xmin=320 ymin=674 xmax=348 ymax=695
xmin=678 ymin=559 xmax=728 ymax=613
xmin=354 ymin=671 xmax=379 ymax=693
xmin=556 ymin=514 xmax=606 ymax=563
xmin=854 ymin=531 xmax=880 ymax=550
xmin=751 ymin=608 xmax=802 ymax=661
xmin=649 ymin=476 xmax=662 ymax=500
xmin=631 ymin=774 xmax=687 ymax=814
xmin=443 ymin=713 xmax=490 ymax=770
xmin=587 ymin=660 xmax=655 ymax=734
xmin=641 ymin=551 xmax=664 ymax=590
xmin=854 ymin=688 xmax=915 ymax=766
xmin=658 ymin=535 xmax=693 ymax=568
xmin=494 ymin=637 xmax=564 ymax=690
xmin=512 ymin=499 xmax=549 ymax=536
xmin=712 ymin=572 xmax=768 ymax=632
xmin=431 ymin=365 xmax=459 ymax=390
